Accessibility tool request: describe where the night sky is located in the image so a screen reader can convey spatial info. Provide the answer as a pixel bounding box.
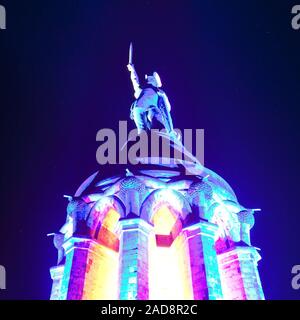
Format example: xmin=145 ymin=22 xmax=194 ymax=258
xmin=0 ymin=0 xmax=299 ymax=299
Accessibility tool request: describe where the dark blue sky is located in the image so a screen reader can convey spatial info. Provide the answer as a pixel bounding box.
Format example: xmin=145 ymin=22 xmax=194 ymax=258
xmin=0 ymin=0 xmax=299 ymax=299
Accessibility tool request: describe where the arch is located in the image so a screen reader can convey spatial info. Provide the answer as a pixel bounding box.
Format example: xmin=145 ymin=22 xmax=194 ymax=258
xmin=207 ymin=200 xmax=242 ymax=242
xmin=142 ymin=189 xmax=193 ymax=299
xmin=140 ymin=188 xmax=192 ymax=224
xmin=87 ymin=195 xmax=125 ymax=251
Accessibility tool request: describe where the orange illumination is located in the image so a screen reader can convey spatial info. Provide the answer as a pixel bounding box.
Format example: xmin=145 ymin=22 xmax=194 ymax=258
xmin=82 ymin=209 xmax=120 ymax=299
xmin=153 ymin=205 xmax=177 ymax=235
xmin=149 ymin=206 xmax=193 ymax=299
xmin=97 ymin=208 xmax=120 ymax=251
xmin=82 ymin=244 xmax=119 ymax=300
xmin=102 ymin=208 xmax=120 ymax=231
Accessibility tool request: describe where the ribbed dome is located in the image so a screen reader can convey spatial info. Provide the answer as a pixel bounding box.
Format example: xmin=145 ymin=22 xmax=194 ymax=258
xmin=120 ymin=176 xmax=146 ymax=191
xmin=188 ymin=180 xmax=213 ymax=200
xmin=73 ymin=163 xmax=237 ymax=202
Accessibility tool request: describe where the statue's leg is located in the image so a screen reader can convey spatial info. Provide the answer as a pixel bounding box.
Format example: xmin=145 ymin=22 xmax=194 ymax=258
xmin=152 ymin=108 xmax=180 ymax=140
xmin=154 ymin=111 xmax=165 ymax=128
xmin=132 ymin=107 xmax=149 ymax=134
xmin=165 ymin=110 xmax=174 ymax=133
xmin=154 ymin=108 xmax=174 ymax=133
xmin=147 ymin=108 xmax=155 ymax=123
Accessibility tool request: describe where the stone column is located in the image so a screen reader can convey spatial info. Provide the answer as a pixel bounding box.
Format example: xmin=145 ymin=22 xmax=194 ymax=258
xmin=118 ymin=218 xmax=153 ymax=300
xmin=217 ymin=245 xmax=264 ymax=300
xmin=57 ymin=237 xmax=118 ymax=300
xmin=49 ymin=265 xmax=64 ymax=300
xmin=183 ymin=220 xmax=223 ymax=300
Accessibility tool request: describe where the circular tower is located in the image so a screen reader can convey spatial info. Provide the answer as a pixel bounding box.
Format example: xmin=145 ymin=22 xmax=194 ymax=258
xmin=49 ymin=163 xmax=264 ymax=300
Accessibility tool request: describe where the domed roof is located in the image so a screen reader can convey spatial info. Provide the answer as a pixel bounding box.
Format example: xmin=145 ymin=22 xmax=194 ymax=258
xmin=73 ymin=162 xmax=237 ymax=202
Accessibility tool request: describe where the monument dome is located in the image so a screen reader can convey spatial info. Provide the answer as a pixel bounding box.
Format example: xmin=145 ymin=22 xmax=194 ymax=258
xmin=49 ymin=162 xmax=264 ymax=300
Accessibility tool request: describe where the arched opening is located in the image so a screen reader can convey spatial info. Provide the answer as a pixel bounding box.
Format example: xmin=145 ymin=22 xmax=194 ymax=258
xmin=84 ymin=197 xmax=123 ymax=299
xmin=149 ymin=204 xmax=193 ymax=299
xmin=96 ymin=208 xmax=120 ymax=251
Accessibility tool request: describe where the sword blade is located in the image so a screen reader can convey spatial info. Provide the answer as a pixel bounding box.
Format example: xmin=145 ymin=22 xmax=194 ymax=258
xmin=129 ymin=42 xmax=133 ymax=64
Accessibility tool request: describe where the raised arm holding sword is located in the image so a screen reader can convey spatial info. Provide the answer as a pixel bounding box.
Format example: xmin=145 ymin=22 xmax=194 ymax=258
xmin=127 ymin=43 xmax=178 ymax=139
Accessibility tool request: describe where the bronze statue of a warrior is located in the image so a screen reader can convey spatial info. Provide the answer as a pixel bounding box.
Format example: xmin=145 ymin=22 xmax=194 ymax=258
xmin=127 ymin=43 xmax=178 ymax=139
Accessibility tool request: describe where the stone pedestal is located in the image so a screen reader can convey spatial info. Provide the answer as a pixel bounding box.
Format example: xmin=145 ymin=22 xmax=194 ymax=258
xmin=218 ymin=245 xmax=264 ymax=300
xmin=183 ymin=221 xmax=223 ymax=300
xmin=50 ymin=265 xmax=64 ymax=300
xmin=118 ymin=218 xmax=153 ymax=300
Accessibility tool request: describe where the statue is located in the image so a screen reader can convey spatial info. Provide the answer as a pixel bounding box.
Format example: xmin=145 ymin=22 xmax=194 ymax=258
xmin=127 ymin=43 xmax=179 ymax=139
